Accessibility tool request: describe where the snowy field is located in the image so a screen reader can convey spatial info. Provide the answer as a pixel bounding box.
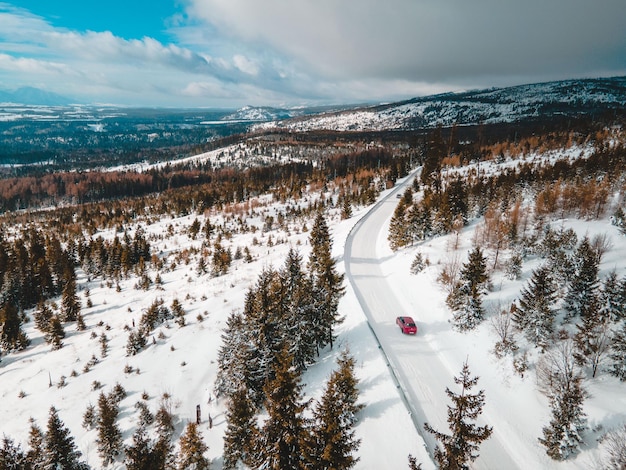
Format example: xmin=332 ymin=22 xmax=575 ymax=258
xmin=1 ymin=164 xmax=625 ymax=469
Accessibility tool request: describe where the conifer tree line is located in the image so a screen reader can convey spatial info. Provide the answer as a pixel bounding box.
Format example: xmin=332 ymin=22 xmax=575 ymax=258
xmin=215 ymin=211 xmax=345 ymax=404
xmin=222 ymin=347 xmax=363 ymax=470
xmin=0 ymin=391 xmax=212 ymax=469
xmin=388 ymin=126 xmax=625 ymax=252
xmin=0 ymin=225 xmax=151 ymax=355
xmin=0 ymin=141 xmax=409 ymax=213
xmin=214 ymin=212 xmax=362 ymax=469
xmin=0 ymin=228 xmax=78 ymax=354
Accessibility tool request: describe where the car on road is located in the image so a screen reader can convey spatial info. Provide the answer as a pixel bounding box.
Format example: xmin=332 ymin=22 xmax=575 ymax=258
xmin=396 ymin=316 xmax=417 ymax=334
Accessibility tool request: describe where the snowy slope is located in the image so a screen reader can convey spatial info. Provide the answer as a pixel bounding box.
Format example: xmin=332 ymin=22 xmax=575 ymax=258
xmin=1 ymin=140 xmax=625 ymax=469
xmin=254 ymin=77 xmax=626 ymax=132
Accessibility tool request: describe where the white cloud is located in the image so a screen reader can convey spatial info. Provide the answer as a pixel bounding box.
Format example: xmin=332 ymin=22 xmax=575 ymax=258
xmin=0 ymin=1 xmax=624 ymax=107
xmin=0 ymin=53 xmax=69 ymax=75
xmin=233 ymin=55 xmax=258 ymax=76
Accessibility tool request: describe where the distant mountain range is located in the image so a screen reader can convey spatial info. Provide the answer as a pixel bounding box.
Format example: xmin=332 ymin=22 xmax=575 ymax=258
xmin=3 ymin=76 xmax=626 ymax=129
xmin=0 ymin=87 xmax=72 ymax=106
xmin=252 ymin=76 xmax=626 ymax=132
xmin=222 ymin=103 xmax=359 ymax=122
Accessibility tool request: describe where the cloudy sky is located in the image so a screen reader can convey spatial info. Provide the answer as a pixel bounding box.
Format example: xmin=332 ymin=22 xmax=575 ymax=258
xmin=1 ymin=0 xmax=625 ymax=108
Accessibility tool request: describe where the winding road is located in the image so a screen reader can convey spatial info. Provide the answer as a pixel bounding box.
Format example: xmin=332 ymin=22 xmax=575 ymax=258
xmin=344 ymin=174 xmax=521 ymax=470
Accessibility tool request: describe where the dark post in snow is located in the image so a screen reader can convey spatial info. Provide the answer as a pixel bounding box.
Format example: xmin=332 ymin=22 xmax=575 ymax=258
xmin=196 ymin=404 xmax=201 ymax=424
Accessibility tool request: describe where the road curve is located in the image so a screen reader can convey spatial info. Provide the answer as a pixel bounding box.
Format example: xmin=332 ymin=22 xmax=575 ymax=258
xmin=344 ymin=174 xmax=521 ymax=470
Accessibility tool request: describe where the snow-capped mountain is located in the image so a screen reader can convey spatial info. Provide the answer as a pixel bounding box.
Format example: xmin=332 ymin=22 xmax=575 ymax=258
xmin=0 ymin=86 xmax=72 ymax=106
xmin=254 ymin=77 xmax=626 ymax=132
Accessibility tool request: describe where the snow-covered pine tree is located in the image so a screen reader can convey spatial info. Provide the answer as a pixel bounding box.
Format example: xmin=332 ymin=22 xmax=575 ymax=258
xmin=0 ymin=436 xmax=27 ymax=469
xmin=25 ymin=419 xmax=46 ymax=469
xmin=96 ymin=392 xmax=123 ymax=466
xmin=307 ymin=349 xmax=362 ymax=470
xmin=388 ymin=199 xmax=411 ymax=251
xmin=513 ymin=264 xmax=558 ymax=351
xmin=177 ymin=422 xmax=210 ymax=470
xmin=43 ymin=406 xmax=89 ymax=470
xmin=48 ymin=315 xmax=65 ymax=350
xmin=536 ymin=340 xmax=587 ymax=460
xmin=598 ymin=270 xmax=626 ymax=322
xmin=608 ymin=320 xmax=626 ymax=381
xmin=171 ymin=298 xmax=186 ymax=327
xmin=408 ymin=454 xmax=423 ymax=469
xmin=538 ymin=341 xmax=587 ymax=460
xmin=154 ymin=398 xmax=176 ymax=468
xmin=424 ymin=359 xmax=493 ymax=469
xmin=573 ymin=298 xmax=611 ymax=377
xmin=408 ymin=202 xmax=433 ymax=242
xmin=564 ymin=236 xmax=600 ymax=320
xmin=410 ymin=251 xmax=428 ymax=275
xmin=223 ymin=387 xmax=258 ymax=470
xmin=279 ymin=248 xmax=317 ymax=371
xmin=539 ymin=382 xmax=587 ymax=461
xmin=308 ymin=212 xmax=345 ymax=351
xmin=447 ymin=247 xmax=489 ymax=331
xmin=253 ymin=346 xmax=309 ymax=470
xmin=34 ymin=300 xmax=53 ymax=334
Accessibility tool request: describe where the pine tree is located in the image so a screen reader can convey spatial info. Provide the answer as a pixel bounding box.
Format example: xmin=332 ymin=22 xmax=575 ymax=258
xmin=25 ymin=419 xmax=45 ymax=469
xmin=598 ymin=271 xmax=626 ymax=322
xmin=171 ymin=299 xmax=186 ymax=327
xmin=608 ymin=320 xmax=626 ymax=381
xmin=0 ymin=436 xmax=28 ymax=470
xmin=408 ymin=454 xmax=423 ymax=469
xmin=308 ymin=349 xmax=362 ymax=470
xmin=154 ymin=398 xmax=176 ymax=469
xmin=446 ymin=177 xmax=468 ymax=223
xmin=280 ymin=248 xmax=317 ymax=371
xmin=61 ymin=276 xmax=81 ymax=323
xmin=340 ymin=196 xmax=353 ymax=220
xmin=539 ymin=383 xmax=587 ymax=461
xmin=538 ymin=342 xmax=587 ymax=460
xmin=177 ymin=422 xmax=210 ymax=470
xmin=573 ymin=298 xmax=611 ymax=378
xmin=43 ymin=406 xmax=88 ymax=470
xmin=0 ymin=301 xmax=29 ymax=352
xmin=125 ymin=426 xmax=160 ymax=470
xmin=82 ymin=404 xmax=97 ymax=430
xmin=34 ymin=300 xmax=54 ymax=334
xmin=308 ymin=212 xmax=345 ymax=351
xmin=421 ymin=126 xmax=444 ymax=191
xmin=564 ymin=237 xmax=599 ymax=320
xmin=447 ymin=247 xmax=489 ymax=331
xmin=96 ymin=392 xmax=123 ymax=466
xmin=48 ymin=315 xmax=65 ymax=350
xmin=424 ymin=360 xmax=493 ymax=469
xmin=253 ymin=347 xmax=309 ymax=470
xmin=388 ymin=200 xmax=411 ymax=250
xmin=513 ymin=264 xmax=558 ymax=350
xmin=223 ymin=387 xmax=258 ymax=470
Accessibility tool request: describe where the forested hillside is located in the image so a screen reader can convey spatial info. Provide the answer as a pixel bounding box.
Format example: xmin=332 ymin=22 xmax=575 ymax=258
xmin=0 ymin=88 xmax=625 ymax=468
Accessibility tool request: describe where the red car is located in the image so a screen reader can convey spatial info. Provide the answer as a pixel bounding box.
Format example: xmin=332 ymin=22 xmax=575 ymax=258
xmin=396 ymin=316 xmax=417 ymax=334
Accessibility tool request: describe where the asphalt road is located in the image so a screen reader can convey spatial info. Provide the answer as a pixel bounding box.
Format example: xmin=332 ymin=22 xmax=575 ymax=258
xmin=344 ymin=174 xmax=521 ymax=470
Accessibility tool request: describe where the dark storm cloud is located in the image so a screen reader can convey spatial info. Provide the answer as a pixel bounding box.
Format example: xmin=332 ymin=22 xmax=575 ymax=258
xmin=187 ymin=0 xmax=626 ymax=87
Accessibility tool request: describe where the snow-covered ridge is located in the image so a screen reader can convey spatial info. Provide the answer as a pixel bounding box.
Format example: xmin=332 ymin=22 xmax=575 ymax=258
xmin=254 ymin=77 xmax=626 ymax=132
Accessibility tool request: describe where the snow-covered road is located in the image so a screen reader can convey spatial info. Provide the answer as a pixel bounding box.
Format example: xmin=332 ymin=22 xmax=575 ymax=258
xmin=344 ymin=176 xmax=522 ymax=470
